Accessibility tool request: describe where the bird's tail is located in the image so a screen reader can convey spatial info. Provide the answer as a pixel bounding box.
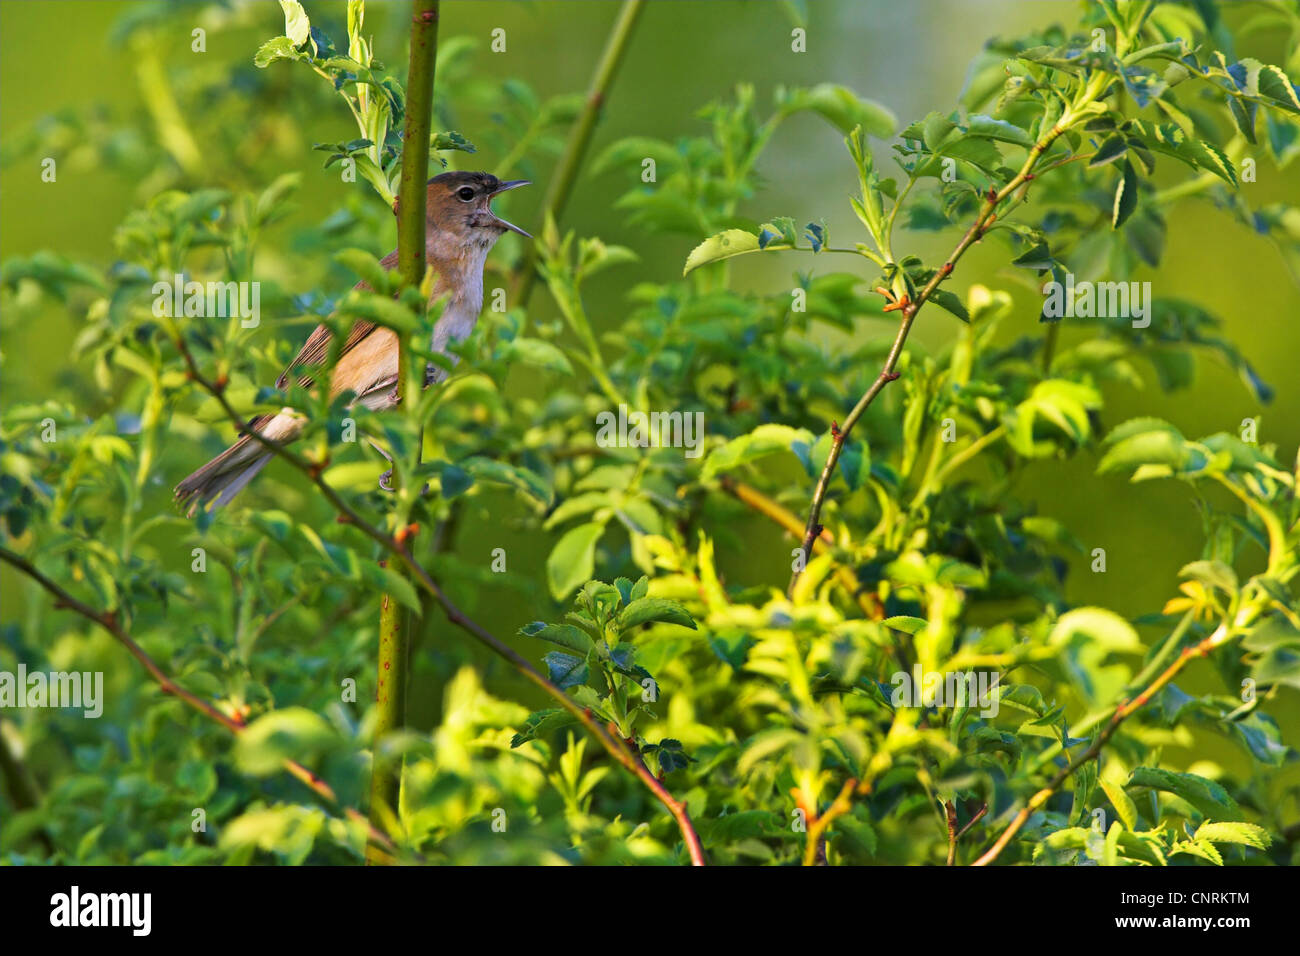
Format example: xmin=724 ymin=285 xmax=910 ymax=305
xmin=174 ymin=412 xmax=292 ymax=515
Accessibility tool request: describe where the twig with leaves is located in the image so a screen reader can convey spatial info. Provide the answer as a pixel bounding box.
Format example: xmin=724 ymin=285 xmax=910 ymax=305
xmin=0 ymin=544 xmax=399 ymax=861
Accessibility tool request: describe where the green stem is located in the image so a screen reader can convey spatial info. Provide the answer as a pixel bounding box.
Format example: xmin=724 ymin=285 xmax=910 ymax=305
xmin=512 ymin=0 xmax=645 ymax=306
xmin=367 ymin=0 xmax=440 ymax=865
xmin=928 ymin=424 xmax=1008 ymax=492
xmin=369 ymin=566 xmax=411 ymax=849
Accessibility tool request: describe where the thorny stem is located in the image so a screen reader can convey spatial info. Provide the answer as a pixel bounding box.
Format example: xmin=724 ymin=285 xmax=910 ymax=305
xmin=788 ymin=117 xmax=1081 ymax=594
xmin=173 ymin=340 xmax=707 ymax=865
xmin=365 ymin=0 xmax=441 ymax=865
xmin=972 ymin=598 xmax=1269 ymax=866
xmin=0 ymin=545 xmax=399 ymax=862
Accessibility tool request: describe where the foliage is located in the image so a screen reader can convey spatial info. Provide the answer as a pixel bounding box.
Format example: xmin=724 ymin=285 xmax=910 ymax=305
xmin=2 ymin=0 xmax=1300 ymax=866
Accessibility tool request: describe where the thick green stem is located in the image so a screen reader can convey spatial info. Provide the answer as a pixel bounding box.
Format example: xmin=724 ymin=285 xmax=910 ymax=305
xmin=512 ymin=0 xmax=645 ymax=305
xmin=368 ymin=567 xmax=412 ymax=852
xmin=367 ymin=0 xmax=440 ymax=865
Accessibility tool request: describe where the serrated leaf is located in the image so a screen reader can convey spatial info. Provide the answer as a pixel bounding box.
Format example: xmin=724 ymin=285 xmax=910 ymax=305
xmin=928 ymin=288 xmax=970 ymax=322
xmin=520 ymin=622 xmax=595 ymax=654
xmin=542 ymin=652 xmax=589 ymax=690
xmin=618 ymin=597 xmax=696 ymax=631
xmin=1127 ymin=767 xmax=1242 ymax=821
xmin=1194 ymin=821 xmax=1271 ymax=850
xmin=683 ymin=229 xmax=761 ymax=275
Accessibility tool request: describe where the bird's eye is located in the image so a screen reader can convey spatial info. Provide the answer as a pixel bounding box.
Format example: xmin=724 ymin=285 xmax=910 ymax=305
xmin=456 ymin=186 xmax=476 ymax=201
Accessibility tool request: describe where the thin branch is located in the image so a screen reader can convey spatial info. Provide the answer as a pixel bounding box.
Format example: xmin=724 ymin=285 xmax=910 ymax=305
xmin=0 ymin=544 xmax=395 ymax=859
xmin=789 ymin=124 xmax=1072 ymax=594
xmin=971 ymin=613 xmax=1250 ymax=866
xmin=511 ymin=0 xmax=645 ymax=305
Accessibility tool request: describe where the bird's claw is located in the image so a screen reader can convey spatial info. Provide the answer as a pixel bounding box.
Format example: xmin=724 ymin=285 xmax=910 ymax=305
xmin=378 ymin=470 xmax=430 ymax=496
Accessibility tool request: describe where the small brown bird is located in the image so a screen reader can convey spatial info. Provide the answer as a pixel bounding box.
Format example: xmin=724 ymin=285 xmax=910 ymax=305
xmin=175 ymin=171 xmax=530 ymax=514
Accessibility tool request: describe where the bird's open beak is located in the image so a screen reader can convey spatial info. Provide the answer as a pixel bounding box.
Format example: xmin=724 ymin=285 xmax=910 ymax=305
xmin=488 ymin=179 xmax=532 ymax=238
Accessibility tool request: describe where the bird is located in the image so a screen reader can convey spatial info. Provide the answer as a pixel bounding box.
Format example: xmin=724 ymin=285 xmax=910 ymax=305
xmin=174 ymin=171 xmax=530 ymax=515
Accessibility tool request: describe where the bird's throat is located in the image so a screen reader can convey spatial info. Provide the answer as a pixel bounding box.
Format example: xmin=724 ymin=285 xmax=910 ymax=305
xmin=426 ymin=241 xmax=492 ymax=383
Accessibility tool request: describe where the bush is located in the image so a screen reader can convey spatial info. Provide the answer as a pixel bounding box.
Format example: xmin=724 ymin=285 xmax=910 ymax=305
xmin=2 ymin=0 xmax=1299 ymax=866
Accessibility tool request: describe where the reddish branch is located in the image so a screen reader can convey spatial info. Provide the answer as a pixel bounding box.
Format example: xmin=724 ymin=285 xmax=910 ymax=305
xmin=789 ymin=125 xmax=1069 ymax=593
xmin=0 ymin=544 xmax=397 ymax=860
xmin=972 ymin=625 xmax=1229 ymax=866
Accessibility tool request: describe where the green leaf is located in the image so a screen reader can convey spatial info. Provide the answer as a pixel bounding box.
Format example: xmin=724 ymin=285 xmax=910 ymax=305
xmin=618 ymin=597 xmax=697 ymax=631
xmin=1257 ymin=62 xmax=1300 ymax=113
xmin=339 ymin=292 xmax=417 ymax=334
xmin=519 ymin=622 xmax=596 ymax=654
xmin=1181 ymin=139 xmax=1237 ymax=186
xmin=254 ymin=36 xmax=306 ymax=68
xmin=1252 ymin=643 xmax=1300 ymax=690
xmin=501 ymin=337 xmax=574 ymax=375
xmin=439 ymin=464 xmax=473 ymax=499
xmin=1194 ymin=821 xmax=1271 ymax=851
xmin=928 ymin=288 xmax=970 ymax=323
xmin=1099 ymin=777 xmax=1138 ymax=831
xmin=1090 ymin=135 xmax=1129 ymax=167
xmin=375 ymin=565 xmax=421 ymax=614
xmin=1126 ymin=767 xmax=1242 ymax=821
xmin=966 ymin=114 xmax=1033 ymax=146
xmin=683 ymin=229 xmax=761 ymax=275
xmin=1097 ymin=420 xmax=1189 ymax=476
xmin=1179 ymin=560 xmax=1237 ymax=594
xmin=546 ymin=522 xmax=605 ymax=600
xmin=1050 ymin=607 xmax=1140 ymax=652
xmin=776 ymin=83 xmax=896 ymax=137
xmin=1011 ymin=240 xmax=1054 ymax=270
xmin=1112 ymin=159 xmax=1139 ymax=228
xmin=220 ymin=806 xmax=325 ymax=866
xmin=702 ymin=424 xmax=813 ymax=479
xmin=460 ymin=457 xmax=552 ymax=508
xmin=542 ymin=652 xmax=589 ymax=690
xmin=1170 ymin=839 xmax=1223 ymax=865
xmin=333 ymin=248 xmax=392 ymax=292
xmin=995 ymin=684 xmax=1049 ymax=717
xmin=882 ymin=616 xmax=927 ymax=634
xmin=279 ymin=0 xmax=312 ymax=47
xmin=510 ymin=708 xmax=576 ymax=747
xmin=233 ymin=709 xmax=337 ymax=777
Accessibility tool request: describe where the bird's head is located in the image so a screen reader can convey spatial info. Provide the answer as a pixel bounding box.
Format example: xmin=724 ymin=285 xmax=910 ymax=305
xmin=400 ymin=171 xmax=531 ymax=250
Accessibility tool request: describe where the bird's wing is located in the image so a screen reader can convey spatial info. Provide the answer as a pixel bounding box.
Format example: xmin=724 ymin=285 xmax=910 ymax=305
xmin=275 ymin=247 xmax=400 ymax=390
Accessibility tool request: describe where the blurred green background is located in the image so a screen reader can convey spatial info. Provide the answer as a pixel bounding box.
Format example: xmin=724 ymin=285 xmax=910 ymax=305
xmin=3 ymin=0 xmax=1297 ymax=757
